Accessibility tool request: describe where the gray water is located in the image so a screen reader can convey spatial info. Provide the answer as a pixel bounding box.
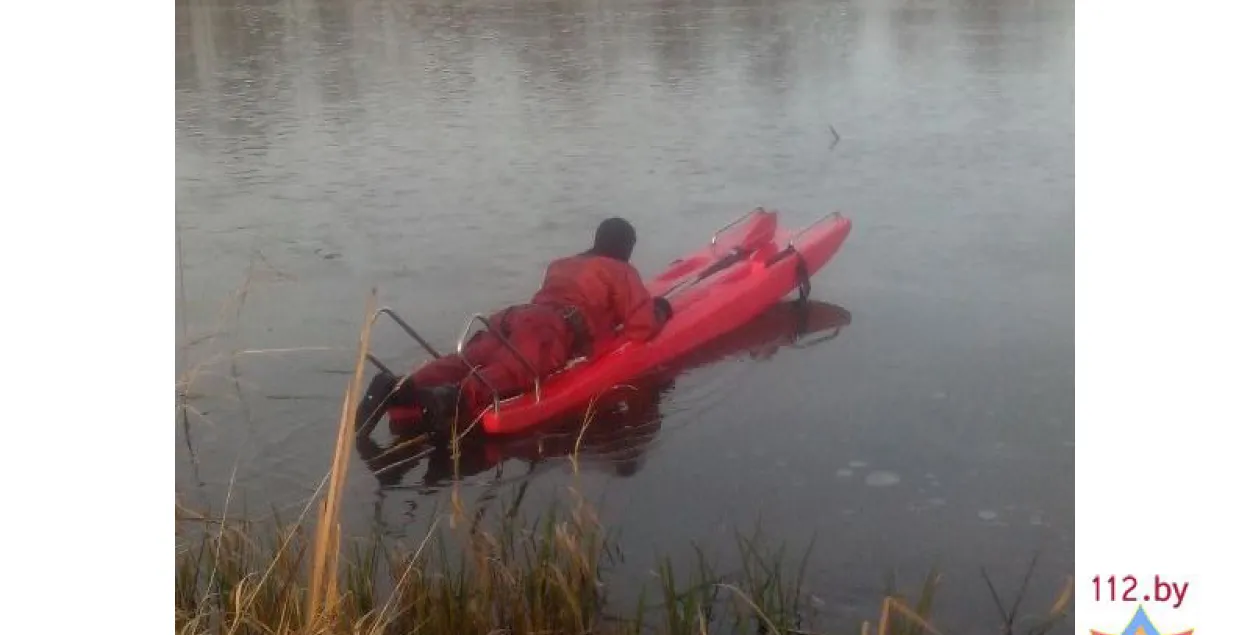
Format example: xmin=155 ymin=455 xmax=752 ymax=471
xmin=176 ymin=0 xmax=1073 ymax=629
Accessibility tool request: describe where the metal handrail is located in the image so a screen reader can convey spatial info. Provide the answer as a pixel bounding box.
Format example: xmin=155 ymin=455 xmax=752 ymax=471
xmin=461 ymin=361 xmax=503 ymax=415
xmin=710 ymin=207 xmax=765 ymax=247
xmin=364 ymin=307 xmax=445 ymax=376
xmin=456 ymin=313 xmax=543 ymax=402
xmin=785 ymin=210 xmax=842 ymax=248
xmin=366 ymin=353 xmax=394 ymax=376
xmin=376 ymin=307 xmax=442 ymax=358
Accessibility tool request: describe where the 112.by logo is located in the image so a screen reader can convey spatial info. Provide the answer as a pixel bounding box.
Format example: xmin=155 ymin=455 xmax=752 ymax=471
xmin=1091 ymin=575 xmax=1193 ymax=635
xmin=1093 ymin=575 xmax=1188 ymax=608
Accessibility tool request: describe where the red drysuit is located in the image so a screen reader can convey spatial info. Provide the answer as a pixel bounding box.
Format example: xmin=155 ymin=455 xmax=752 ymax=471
xmin=409 ymin=253 xmax=665 ymax=419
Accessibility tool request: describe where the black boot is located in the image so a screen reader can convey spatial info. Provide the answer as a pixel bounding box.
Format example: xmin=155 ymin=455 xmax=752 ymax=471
xmin=355 ymin=371 xmax=399 ymax=436
xmin=413 ymin=385 xmax=459 ymax=441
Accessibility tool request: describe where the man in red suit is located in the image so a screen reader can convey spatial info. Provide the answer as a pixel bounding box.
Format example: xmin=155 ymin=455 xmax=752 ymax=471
xmin=356 ymin=217 xmax=673 ymax=436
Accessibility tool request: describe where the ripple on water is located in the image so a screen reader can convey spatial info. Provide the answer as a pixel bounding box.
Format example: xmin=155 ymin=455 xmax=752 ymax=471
xmin=864 ymin=470 xmax=901 ymax=487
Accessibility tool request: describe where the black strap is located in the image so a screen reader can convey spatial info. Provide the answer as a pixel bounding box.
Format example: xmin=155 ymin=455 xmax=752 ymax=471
xmin=693 ymin=246 xmax=745 ymax=283
xmin=791 ymin=293 xmax=810 ymax=338
xmin=764 ymin=246 xmax=812 ymax=303
xmin=795 ymin=252 xmax=811 ymax=303
xmin=554 ymin=304 xmax=592 ymax=356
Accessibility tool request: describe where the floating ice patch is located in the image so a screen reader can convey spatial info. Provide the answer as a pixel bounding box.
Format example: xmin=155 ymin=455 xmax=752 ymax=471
xmin=848 ymin=460 xmax=869 ymax=468
xmin=977 ymin=510 xmax=999 ymax=521
xmin=864 ymin=470 xmax=901 ymax=487
xmin=928 ymin=497 xmax=947 ymax=507
xmin=931 ymin=390 xmax=948 ymax=400
xmin=835 ymin=468 xmax=854 ymax=478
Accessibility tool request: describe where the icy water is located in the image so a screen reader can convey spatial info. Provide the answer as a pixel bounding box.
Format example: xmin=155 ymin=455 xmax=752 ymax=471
xmin=176 ymin=0 xmax=1073 ymax=629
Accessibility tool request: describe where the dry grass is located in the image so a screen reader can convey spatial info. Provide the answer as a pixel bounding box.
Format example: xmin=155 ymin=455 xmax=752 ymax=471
xmin=176 ymin=296 xmax=1074 ymax=635
xmin=176 ymin=492 xmax=1072 ymax=635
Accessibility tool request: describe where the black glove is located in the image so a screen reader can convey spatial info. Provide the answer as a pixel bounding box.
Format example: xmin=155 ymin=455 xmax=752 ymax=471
xmin=653 ymin=297 xmax=673 ymax=323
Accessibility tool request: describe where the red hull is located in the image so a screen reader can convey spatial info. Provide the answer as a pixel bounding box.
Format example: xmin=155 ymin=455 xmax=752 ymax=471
xmin=388 ymin=208 xmax=852 ymax=435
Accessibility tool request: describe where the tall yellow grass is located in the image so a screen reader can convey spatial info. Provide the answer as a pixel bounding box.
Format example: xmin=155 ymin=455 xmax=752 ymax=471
xmin=305 ymin=290 xmax=377 ymax=623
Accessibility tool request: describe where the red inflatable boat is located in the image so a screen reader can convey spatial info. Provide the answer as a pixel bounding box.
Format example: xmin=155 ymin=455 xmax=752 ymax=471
xmin=372 ymin=207 xmax=852 ymax=436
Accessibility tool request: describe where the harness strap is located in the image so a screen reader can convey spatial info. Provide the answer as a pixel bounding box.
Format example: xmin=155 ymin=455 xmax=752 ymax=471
xmin=763 ymin=245 xmax=812 ymax=303
xmin=555 ymin=304 xmax=592 ymax=356
xmin=795 ymin=252 xmax=811 ymax=303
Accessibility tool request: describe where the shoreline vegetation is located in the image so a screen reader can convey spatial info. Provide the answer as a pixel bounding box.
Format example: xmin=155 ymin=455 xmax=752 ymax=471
xmin=175 ymin=291 xmax=1073 ymax=634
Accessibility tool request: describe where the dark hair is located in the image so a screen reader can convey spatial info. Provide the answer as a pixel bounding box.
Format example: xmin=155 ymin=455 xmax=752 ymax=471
xmin=588 ymin=217 xmax=637 ymax=262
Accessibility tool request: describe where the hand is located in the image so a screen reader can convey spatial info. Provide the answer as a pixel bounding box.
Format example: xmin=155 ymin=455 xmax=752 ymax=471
xmin=653 ymin=297 xmax=673 ymax=323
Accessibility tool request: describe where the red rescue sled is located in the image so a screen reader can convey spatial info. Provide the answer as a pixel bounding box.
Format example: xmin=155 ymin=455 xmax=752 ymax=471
xmin=355 ymin=300 xmax=851 ymax=487
xmin=371 ymin=207 xmax=851 ymax=436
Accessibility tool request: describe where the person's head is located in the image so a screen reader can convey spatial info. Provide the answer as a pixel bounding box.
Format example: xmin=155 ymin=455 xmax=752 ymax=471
xmin=588 ymin=217 xmax=637 ymax=262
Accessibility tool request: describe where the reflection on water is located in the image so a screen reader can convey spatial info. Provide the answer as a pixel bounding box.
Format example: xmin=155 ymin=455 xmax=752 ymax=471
xmin=176 ymin=0 xmax=1073 ymax=629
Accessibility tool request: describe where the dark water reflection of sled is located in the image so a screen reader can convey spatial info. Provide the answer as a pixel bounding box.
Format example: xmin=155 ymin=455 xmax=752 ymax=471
xmin=354 ymin=299 xmax=852 ymax=490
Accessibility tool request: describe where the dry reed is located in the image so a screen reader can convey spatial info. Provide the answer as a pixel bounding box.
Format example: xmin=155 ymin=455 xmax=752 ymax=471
xmin=305 ymin=289 xmax=378 ymax=623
